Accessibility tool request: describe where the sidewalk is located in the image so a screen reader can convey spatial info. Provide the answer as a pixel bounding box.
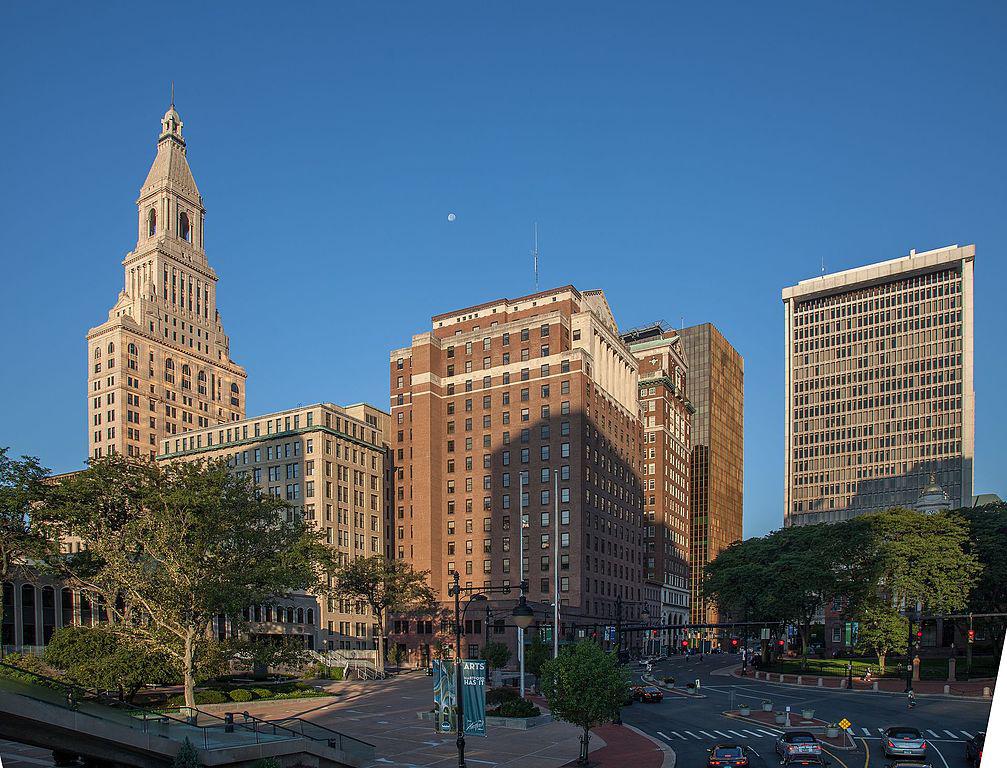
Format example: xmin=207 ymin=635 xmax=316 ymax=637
xmin=561 ymin=723 xmax=672 ymax=768
xmin=737 ymin=667 xmax=994 ymax=698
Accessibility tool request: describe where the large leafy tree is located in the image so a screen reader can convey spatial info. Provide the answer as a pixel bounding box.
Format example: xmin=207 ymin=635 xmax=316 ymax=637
xmin=951 ymin=502 xmax=1007 ymax=659
xmin=480 ymin=641 xmax=511 ymax=671
xmin=540 ymin=640 xmax=630 ymax=765
xmin=42 ymin=454 xmax=333 ymax=708
xmin=330 ymin=554 xmax=435 ymax=669
xmin=0 ymin=447 xmax=54 ymax=636
xmin=43 ymin=625 xmax=178 ymax=702
xmin=854 ymin=600 xmax=907 ymax=675
xmin=869 ymin=507 xmax=979 ymax=614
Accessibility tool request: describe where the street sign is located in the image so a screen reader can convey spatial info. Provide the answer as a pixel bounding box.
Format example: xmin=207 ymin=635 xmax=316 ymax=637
xmin=461 ymin=660 xmax=487 ymax=737
xmin=838 ymin=718 xmax=851 ymax=730
xmin=760 ymin=628 xmax=770 ymax=640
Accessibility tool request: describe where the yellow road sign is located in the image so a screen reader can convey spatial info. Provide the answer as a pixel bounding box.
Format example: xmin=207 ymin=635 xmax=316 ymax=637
xmin=838 ymin=718 xmax=851 ymax=730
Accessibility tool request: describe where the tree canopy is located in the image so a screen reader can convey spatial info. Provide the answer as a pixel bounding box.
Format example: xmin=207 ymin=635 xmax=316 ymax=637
xmin=41 ymin=454 xmax=333 ymax=708
xmin=330 ymin=554 xmax=435 ymax=666
xmin=540 ymin=640 xmax=630 ymax=765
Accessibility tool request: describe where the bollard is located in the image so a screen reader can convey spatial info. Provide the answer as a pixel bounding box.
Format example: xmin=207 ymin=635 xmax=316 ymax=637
xmin=984 ymin=687 xmax=992 ymax=698
xmin=224 ymin=712 xmax=234 ymax=733
xmin=944 ymin=685 xmax=950 ymax=694
xmin=797 ymin=676 xmax=802 ymax=685
xmin=872 ymin=682 xmax=878 ymax=691
xmin=817 ymin=677 xmax=823 ymax=687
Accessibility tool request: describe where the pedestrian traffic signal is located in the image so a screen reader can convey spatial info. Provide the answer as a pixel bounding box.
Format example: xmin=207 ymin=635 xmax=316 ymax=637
xmin=730 ymin=638 xmax=739 ymax=649
xmin=651 ymin=629 xmax=658 ymax=638
xmin=681 ymin=639 xmax=689 ymax=649
xmin=916 ymin=630 xmax=923 ymax=640
xmin=967 ymin=629 xmax=975 ymax=643
xmin=777 ymin=639 xmax=785 ymax=649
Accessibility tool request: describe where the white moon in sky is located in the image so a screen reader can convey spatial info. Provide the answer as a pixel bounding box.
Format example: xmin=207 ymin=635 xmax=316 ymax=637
xmin=447 ymin=213 xmax=456 ymax=222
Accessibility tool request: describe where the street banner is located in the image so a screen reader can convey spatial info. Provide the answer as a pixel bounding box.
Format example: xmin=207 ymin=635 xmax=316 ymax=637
xmin=461 ymin=660 xmax=487 ymax=736
xmin=433 ymin=659 xmax=456 ymax=734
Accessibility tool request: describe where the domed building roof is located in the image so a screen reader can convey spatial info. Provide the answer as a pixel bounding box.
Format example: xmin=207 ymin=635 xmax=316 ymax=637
xmin=916 ymin=474 xmax=951 ymax=514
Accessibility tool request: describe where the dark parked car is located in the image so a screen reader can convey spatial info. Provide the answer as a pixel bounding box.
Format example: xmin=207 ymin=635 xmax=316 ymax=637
xmin=775 ymin=731 xmax=822 ymax=759
xmin=884 ymin=727 xmax=927 ymax=759
xmin=706 ymin=743 xmax=748 ymax=767
xmin=965 ymin=731 xmax=984 ymax=766
xmin=630 ymin=685 xmax=664 ymax=702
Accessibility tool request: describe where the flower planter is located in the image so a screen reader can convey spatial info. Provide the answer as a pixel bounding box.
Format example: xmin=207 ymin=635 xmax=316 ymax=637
xmin=761 ymin=702 xmax=773 ymax=712
xmin=739 ymin=706 xmax=751 ymax=716
xmin=801 ymin=709 xmax=814 ymax=720
xmin=826 ymin=727 xmax=840 ymax=738
xmin=774 ymin=713 xmax=787 ymax=724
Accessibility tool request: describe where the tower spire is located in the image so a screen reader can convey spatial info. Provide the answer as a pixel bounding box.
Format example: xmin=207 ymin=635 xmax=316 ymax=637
xmin=170 ymin=80 xmax=174 ymax=108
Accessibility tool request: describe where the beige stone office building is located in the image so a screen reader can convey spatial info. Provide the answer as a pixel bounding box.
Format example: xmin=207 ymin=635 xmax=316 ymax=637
xmin=87 ymin=102 xmax=246 ymax=461
xmin=158 ymin=402 xmax=391 ymax=651
xmin=782 ymin=245 xmax=975 ymax=526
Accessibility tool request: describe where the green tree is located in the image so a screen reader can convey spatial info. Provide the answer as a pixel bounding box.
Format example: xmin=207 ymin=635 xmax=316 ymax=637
xmin=42 ymin=454 xmax=333 ymax=709
xmin=330 ymin=555 xmax=435 ymax=672
xmin=869 ymin=507 xmax=979 ymax=614
xmin=172 ymin=738 xmax=200 ymax=768
xmin=854 ymin=601 xmax=907 ymax=675
xmin=480 ymin=641 xmax=511 ymax=671
xmin=540 ymin=641 xmax=630 ymax=765
xmin=953 ymin=502 xmax=1007 ymax=660
xmin=524 ymin=634 xmax=551 ymax=678
xmin=0 ymin=448 xmax=54 ymax=638
xmin=44 ymin=625 xmax=178 ymax=701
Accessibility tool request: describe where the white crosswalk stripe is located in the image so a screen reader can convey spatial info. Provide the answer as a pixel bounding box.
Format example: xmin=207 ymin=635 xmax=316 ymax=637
xmin=728 ymin=730 xmax=748 ymax=738
xmin=862 ymin=728 xmax=871 ymax=736
xmin=944 ymin=730 xmax=959 ymax=739
xmin=743 ymin=730 xmax=765 ymax=738
xmin=669 ymin=732 xmax=684 ymax=740
xmin=685 ymin=731 xmax=701 ymax=739
xmin=656 ymin=731 xmax=671 ymax=740
xmin=758 ymin=729 xmax=781 ymax=738
xmin=699 ymin=730 xmax=716 ymax=739
xmin=962 ymin=730 xmax=973 ymax=739
xmin=927 ymin=729 xmax=941 ymax=738
xmin=715 ymin=730 xmax=733 ymax=739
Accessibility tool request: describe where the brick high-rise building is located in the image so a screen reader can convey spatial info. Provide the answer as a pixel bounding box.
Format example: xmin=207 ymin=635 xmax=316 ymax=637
xmin=622 ymin=324 xmax=693 ymax=655
xmin=678 ymin=323 xmax=744 ymax=644
xmin=157 ymin=402 xmax=391 ymax=651
xmin=782 ymin=245 xmax=975 ymax=526
xmin=86 ymin=101 xmax=246 ymax=461
xmin=388 ymin=287 xmax=647 ymax=663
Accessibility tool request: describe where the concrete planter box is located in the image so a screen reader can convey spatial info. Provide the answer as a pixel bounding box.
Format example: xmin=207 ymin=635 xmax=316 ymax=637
xmin=826 ymin=727 xmax=840 ymax=738
xmin=774 ymin=713 xmax=787 ymax=725
xmin=739 ymin=706 xmax=751 ymax=716
xmin=418 ymin=710 xmax=552 ymax=730
xmin=761 ymin=702 xmax=773 ymax=712
xmin=801 ymin=709 xmax=815 ymax=719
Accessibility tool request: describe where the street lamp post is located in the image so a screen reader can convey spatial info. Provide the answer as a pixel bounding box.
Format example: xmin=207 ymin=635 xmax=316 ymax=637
xmin=448 ymin=571 xmax=534 ymax=768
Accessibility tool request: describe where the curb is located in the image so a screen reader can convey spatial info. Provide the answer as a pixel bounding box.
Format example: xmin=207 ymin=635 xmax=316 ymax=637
xmin=623 ymin=723 xmax=676 ymax=768
xmin=721 ymin=712 xmax=858 ymax=752
xmin=730 ymin=669 xmax=994 ymax=701
xmin=641 ymin=674 xmax=707 ymax=699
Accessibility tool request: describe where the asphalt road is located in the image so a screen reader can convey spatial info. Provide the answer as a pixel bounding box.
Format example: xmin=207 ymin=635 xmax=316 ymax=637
xmin=621 ymin=654 xmax=992 ymax=768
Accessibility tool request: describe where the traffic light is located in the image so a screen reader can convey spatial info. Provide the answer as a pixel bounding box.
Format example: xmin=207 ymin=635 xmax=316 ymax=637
xmin=968 ymin=629 xmax=975 ymax=644
xmin=730 ymin=638 xmax=739 ymax=650
xmin=777 ymin=639 xmax=785 ymax=651
xmin=681 ymin=639 xmax=689 ymax=649
xmin=916 ymin=630 xmax=923 ymax=640
xmin=651 ymin=630 xmax=658 ymax=638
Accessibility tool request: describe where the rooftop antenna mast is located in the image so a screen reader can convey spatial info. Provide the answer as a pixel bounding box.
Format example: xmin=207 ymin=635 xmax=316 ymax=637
xmin=821 ymin=254 xmax=826 ymax=276
xmin=532 ymin=222 xmax=539 ymax=291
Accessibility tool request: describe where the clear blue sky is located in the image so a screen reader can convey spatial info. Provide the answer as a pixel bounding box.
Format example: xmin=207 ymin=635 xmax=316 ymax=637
xmin=2 ymin=2 xmax=1004 ymax=537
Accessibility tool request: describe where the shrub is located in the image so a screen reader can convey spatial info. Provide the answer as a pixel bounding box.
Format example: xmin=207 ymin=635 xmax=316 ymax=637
xmin=493 ymin=698 xmax=540 ymax=718
xmin=252 ymin=760 xmax=281 ymax=768
xmin=172 ymin=738 xmax=200 ymax=768
xmin=251 ymin=687 xmax=274 ymax=699
xmin=487 ymin=687 xmax=520 ymax=706
xmin=228 ymin=688 xmax=254 ymax=702
xmin=166 ymin=690 xmax=230 ymax=708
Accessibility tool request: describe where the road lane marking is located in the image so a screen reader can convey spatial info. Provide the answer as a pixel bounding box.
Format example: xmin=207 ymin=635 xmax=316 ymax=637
xmin=861 ymin=728 xmax=870 ymax=736
xmin=715 ymin=730 xmax=733 ymax=738
xmin=943 ymin=730 xmax=959 ymax=739
xmin=758 ymin=729 xmax=780 ymax=737
xmin=728 ymin=730 xmax=748 ymax=738
xmin=962 ymin=730 xmax=973 ymax=738
xmin=927 ymin=729 xmax=940 ymax=737
xmin=860 ymin=737 xmax=870 ymax=768
xmin=656 ymin=731 xmax=671 ymax=740
xmin=699 ymin=730 xmax=716 ymax=739
xmin=686 ymin=730 xmax=702 ymax=739
xmin=670 ymin=731 xmax=684 ymax=739
xmin=743 ymin=729 xmax=764 ymax=737
xmin=877 ymin=728 xmax=886 ymax=734
xmin=928 ymin=741 xmax=951 ymax=768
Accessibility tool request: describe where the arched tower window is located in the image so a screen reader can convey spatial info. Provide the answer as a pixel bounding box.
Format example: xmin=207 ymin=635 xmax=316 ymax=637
xmin=230 ymin=383 xmax=240 ymax=407
xmin=147 ymin=208 xmax=157 ymax=237
xmin=179 ymin=212 xmax=191 ymax=243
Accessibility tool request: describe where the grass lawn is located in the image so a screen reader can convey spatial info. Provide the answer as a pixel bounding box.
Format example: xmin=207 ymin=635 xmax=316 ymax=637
xmin=757 ymin=655 xmax=997 ymax=680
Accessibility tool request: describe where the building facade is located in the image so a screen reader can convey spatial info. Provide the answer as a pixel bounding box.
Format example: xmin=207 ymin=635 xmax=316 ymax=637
xmin=388 ymin=286 xmax=647 ymax=663
xmin=622 ymin=324 xmax=693 ymax=654
xmin=86 ymin=102 xmax=246 ymax=462
xmin=157 ymin=402 xmax=391 ymax=651
xmin=678 ymin=323 xmax=744 ymax=643
xmin=782 ymin=245 xmax=975 ymax=526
